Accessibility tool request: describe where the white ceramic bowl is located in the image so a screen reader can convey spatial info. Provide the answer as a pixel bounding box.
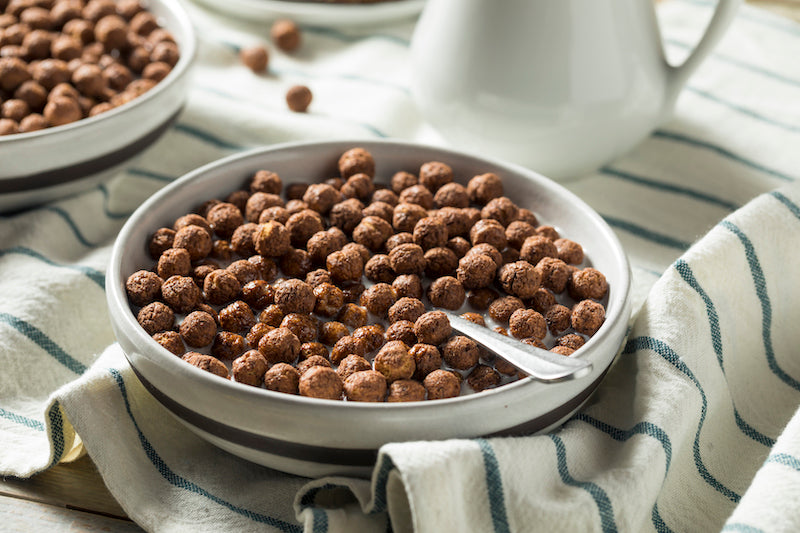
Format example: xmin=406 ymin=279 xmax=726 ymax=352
xmin=0 ymin=0 xmax=196 ymax=213
xmin=106 ymin=140 xmax=632 ymax=478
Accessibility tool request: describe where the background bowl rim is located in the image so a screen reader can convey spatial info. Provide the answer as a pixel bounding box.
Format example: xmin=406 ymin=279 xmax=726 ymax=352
xmin=107 ymin=138 xmax=632 ymax=414
xmin=0 ymin=0 xmax=197 ymax=148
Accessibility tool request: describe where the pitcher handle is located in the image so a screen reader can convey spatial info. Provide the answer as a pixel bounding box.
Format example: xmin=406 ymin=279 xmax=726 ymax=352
xmin=662 ymin=0 xmax=743 ymax=109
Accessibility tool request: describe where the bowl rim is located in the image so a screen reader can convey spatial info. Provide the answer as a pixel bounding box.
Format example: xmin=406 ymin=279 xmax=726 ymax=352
xmin=107 ymin=138 xmax=632 ymax=414
xmin=0 ymin=0 xmax=196 ymax=147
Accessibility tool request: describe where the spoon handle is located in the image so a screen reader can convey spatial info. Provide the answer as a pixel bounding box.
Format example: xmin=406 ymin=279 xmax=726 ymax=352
xmin=444 ymin=312 xmax=593 ymax=383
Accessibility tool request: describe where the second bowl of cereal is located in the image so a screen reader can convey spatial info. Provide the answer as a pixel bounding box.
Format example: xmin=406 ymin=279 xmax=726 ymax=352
xmin=0 ymin=0 xmax=195 ymax=212
xmin=107 ymin=139 xmax=632 ymax=478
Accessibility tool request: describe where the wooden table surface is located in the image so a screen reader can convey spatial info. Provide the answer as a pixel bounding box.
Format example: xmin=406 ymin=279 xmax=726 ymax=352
xmin=2 ymin=1 xmax=798 ymax=531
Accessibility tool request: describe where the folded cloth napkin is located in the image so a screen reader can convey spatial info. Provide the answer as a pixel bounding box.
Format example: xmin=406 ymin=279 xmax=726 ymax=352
xmin=2 ymin=1 xmax=800 ymax=531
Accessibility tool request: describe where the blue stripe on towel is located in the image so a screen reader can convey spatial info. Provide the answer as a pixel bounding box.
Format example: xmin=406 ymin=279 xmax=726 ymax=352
xmin=46 ymin=402 xmax=66 ymax=469
xmin=600 ymin=215 xmax=692 ymax=250
xmin=97 ymin=184 xmax=135 ymax=220
xmin=571 ymin=414 xmax=674 ymax=532
xmin=600 ymin=167 xmax=739 ymax=211
xmin=107 ymin=368 xmax=302 ymax=532
xmin=666 ymin=38 xmax=800 ymax=87
xmin=770 ymin=191 xmax=800 ymax=220
xmin=475 ymin=439 xmax=511 ymax=533
xmin=0 ymin=406 xmax=45 ymax=431
xmin=127 ymin=168 xmax=176 ymax=182
xmin=684 ymin=86 xmax=800 ymax=134
xmin=765 ymin=452 xmax=800 ymax=472
xmin=623 ymin=336 xmax=741 ymax=503
xmin=674 ymin=259 xmax=776 ymax=447
xmin=651 ymin=131 xmax=795 ymax=182
xmin=369 ymin=453 xmax=397 ymax=514
xmin=548 ymin=434 xmax=618 ymax=533
xmin=311 ymin=508 xmax=328 ymax=533
xmin=721 ymin=220 xmax=800 ymax=392
xmin=41 ymin=206 xmax=98 ymax=247
xmin=0 ymin=246 xmax=105 ymax=288
xmin=0 ymin=313 xmax=87 ymax=374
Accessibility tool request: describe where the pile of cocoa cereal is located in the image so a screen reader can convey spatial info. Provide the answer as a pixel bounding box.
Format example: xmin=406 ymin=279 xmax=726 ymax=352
xmin=125 ymin=147 xmax=609 ymax=402
xmin=0 ymin=0 xmax=179 ymax=135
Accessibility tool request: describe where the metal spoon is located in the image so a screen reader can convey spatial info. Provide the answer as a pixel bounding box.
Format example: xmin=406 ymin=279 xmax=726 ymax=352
xmin=443 ymin=312 xmax=593 ymax=383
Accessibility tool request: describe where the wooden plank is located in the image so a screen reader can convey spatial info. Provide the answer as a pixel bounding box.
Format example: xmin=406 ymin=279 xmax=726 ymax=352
xmin=0 ymin=496 xmax=143 ymax=532
xmin=0 ymin=455 xmax=129 ymax=520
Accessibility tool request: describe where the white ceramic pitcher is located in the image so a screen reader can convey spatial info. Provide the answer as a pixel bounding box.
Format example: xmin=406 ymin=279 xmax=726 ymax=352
xmin=410 ymin=0 xmax=742 ymax=179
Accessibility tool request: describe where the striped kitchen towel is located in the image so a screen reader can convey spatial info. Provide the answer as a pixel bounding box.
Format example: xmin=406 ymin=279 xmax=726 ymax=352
xmin=2 ymin=0 xmax=800 ymax=531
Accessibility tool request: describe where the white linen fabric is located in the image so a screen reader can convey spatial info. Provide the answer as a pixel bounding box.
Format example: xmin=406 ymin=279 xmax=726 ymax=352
xmin=2 ymin=1 xmax=800 ymax=531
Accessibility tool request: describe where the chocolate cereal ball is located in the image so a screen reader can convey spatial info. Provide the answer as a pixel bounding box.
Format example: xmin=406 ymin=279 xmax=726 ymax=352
xmin=389 ymin=242 xmax=425 ymax=275
xmin=279 ymin=248 xmax=314 ymax=279
xmin=203 ymin=269 xmax=241 ymax=306
xmin=173 ymin=224 xmax=212 ymax=261
xmin=341 ymin=173 xmax=374 ymax=202
xmin=557 ymin=333 xmax=586 ymax=351
xmin=467 ymin=287 xmax=498 ymax=311
xmin=498 ymin=261 xmax=541 ymax=299
xmin=329 ymin=198 xmax=363 ymax=234
xmin=352 ymin=324 xmax=386 ymax=353
xmin=153 ymin=330 xmax=184 ymax=356
xmin=433 ymin=183 xmax=469 ymax=209
xmin=372 ymin=188 xmax=398 ymax=206
xmin=240 ymin=45 xmax=268 ymax=72
xmin=286 ymin=209 xmax=324 ymax=248
xmin=391 ymin=171 xmax=417 ymax=193
xmin=126 ymin=270 xmax=163 ymax=307
xmin=161 ymin=275 xmax=201 ymax=313
xmin=469 ymin=219 xmax=507 ymax=250
xmin=571 ymin=300 xmax=605 ymax=336
xmin=319 ymin=321 xmax=349 ymax=346
xmin=179 ymin=310 xmax=217 ymax=348
xmin=387 ymin=379 xmax=426 ymax=402
xmin=434 ymin=207 xmax=471 ymax=238
xmin=246 ymin=322 xmax=274 ymax=348
xmin=481 ymin=196 xmax=519 ymax=227
xmin=273 ymin=278 xmax=315 ymax=314
xmin=447 ymin=236 xmax=471 ymax=258
xmin=520 ymin=235 xmax=558 ymax=266
xmin=280 ymin=311 xmax=318 ymax=343
xmin=393 ymin=202 xmax=428 ymax=233
xmin=399 ymin=184 xmax=434 ymax=210
xmin=424 ymin=247 xmax=458 ymax=278
xmin=384 ymin=232 xmax=413 ymax=252
xmin=345 ymin=370 xmax=387 ymax=402
xmin=554 ymin=238 xmax=584 ymax=265
xmin=259 ymin=304 xmax=285 ymax=328
xmin=393 ymin=274 xmax=423 ymax=300
xmin=271 ymin=18 xmax=301 ymax=51
xmin=530 ymin=287 xmax=557 ymax=314
xmin=467 ymin=172 xmax=503 ymax=205
xmin=207 ymin=202 xmax=244 ymax=239
xmin=409 ymin=343 xmax=442 ymax=380
xmin=299 ymin=366 xmax=343 ymax=400
xmin=264 ymin=363 xmax=300 ymax=394
xmin=303 ymin=183 xmax=339 ymax=215
xmin=537 ymin=225 xmax=560 ymax=241
xmin=535 ymin=257 xmax=571 ymax=294
xmin=330 ymin=335 xmax=369 ymax=364
xmin=467 ymin=365 xmax=501 ymax=392
xmin=427 ymin=276 xmax=465 ymax=310
xmin=313 ymin=282 xmax=345 ymax=317
xmin=488 ymin=295 xmax=525 ymax=324
xmin=337 ymin=303 xmax=368 ymax=330
xmin=174 ymin=213 xmax=212 ymax=235
xmin=211 ymin=331 xmax=247 ymax=360
xmin=456 ymin=253 xmax=496 ymax=290
xmin=414 ymin=311 xmax=451 ymax=346
xmin=297 ymin=355 xmax=332 ymax=376
xmin=551 ymin=345 xmax=575 ymax=356
xmin=460 ymin=312 xmax=486 ymax=327
xmin=363 ymin=201 xmax=394 ymax=223
xmin=442 ymin=335 xmax=480 ymax=370
xmin=148 ymin=228 xmax=176 ymax=259
xmin=307 ymin=228 xmax=346 ymax=264
xmin=258 ymin=326 xmax=301 ymax=364
xmin=424 ymin=369 xmax=461 ymax=400
xmin=182 ymin=352 xmax=228 ymax=379
xmin=388 ymin=297 xmax=426 ymax=324
xmin=360 ymin=283 xmax=396 ymax=318
xmin=364 ymin=254 xmax=395 ymax=283
xmin=218 ymin=300 xmax=256 ymax=333
xmin=241 ymin=280 xmax=274 ymax=309
xmin=545 ymin=304 xmax=571 ymax=335
xmin=374 ymin=340 xmax=415 ymax=382
xmin=353 ymin=215 xmax=393 ymax=252
xmin=570 ymin=267 xmax=608 ymax=300
xmin=506 ymin=221 xmax=537 ymax=250
xmin=413 ymin=216 xmax=447 ymax=250
xmin=326 ymin=248 xmax=364 ymax=283
xmin=306 ymin=268 xmax=333 ymax=288
xmin=336 ymin=354 xmax=372 ymax=381
xmin=384 ymin=320 xmax=417 ymax=347
xmin=338 ymin=147 xmax=375 ymax=179
xmin=299 ymin=342 xmax=329 ymax=361
xmin=509 ymin=308 xmax=547 ymax=340
xmin=137 ymin=301 xmax=174 ymax=335
xmin=232 ymin=350 xmax=268 ymax=387
xmin=246 ymin=192 xmax=283 ymax=222
xmin=418 ymin=161 xmax=453 ymax=192
xmin=249 ymin=170 xmax=282 ymax=195
xmin=230 ymin=223 xmax=259 ymax=256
